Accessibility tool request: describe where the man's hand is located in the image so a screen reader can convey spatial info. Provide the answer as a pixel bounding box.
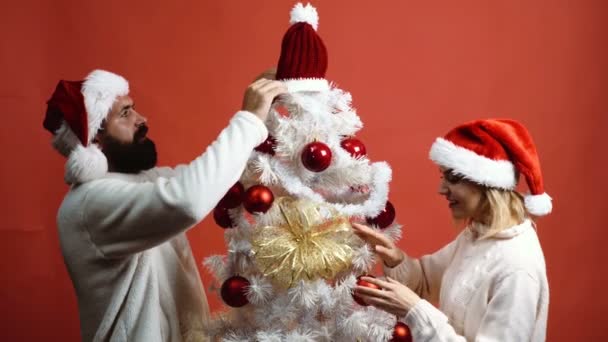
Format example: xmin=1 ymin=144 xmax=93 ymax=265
xmin=253 ymin=67 xmax=277 ymax=81
xmin=242 ymin=78 xmax=287 ymax=122
xmin=351 ymin=222 xmax=405 ymax=268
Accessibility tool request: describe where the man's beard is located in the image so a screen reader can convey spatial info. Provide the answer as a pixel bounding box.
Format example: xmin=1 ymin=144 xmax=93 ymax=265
xmin=102 ymin=128 xmax=157 ymax=174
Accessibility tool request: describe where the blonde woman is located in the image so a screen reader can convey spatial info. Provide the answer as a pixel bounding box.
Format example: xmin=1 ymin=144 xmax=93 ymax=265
xmin=353 ymin=119 xmax=551 ymax=341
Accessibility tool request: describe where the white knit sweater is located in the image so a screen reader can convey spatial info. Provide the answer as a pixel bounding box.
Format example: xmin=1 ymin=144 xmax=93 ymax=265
xmin=57 ymin=111 xmax=268 ymax=342
xmin=384 ymin=220 xmax=549 ymax=341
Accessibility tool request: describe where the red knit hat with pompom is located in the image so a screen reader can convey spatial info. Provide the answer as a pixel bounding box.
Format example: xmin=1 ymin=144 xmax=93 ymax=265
xmin=276 ymin=3 xmax=329 ymax=93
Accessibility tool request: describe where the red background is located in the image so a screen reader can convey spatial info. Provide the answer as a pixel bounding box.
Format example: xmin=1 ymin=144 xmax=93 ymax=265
xmin=1 ymin=0 xmax=607 ymax=340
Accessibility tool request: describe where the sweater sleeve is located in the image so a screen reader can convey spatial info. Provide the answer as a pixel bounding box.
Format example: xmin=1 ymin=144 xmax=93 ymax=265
xmin=403 ymin=270 xmax=541 ymax=342
xmin=384 ymin=238 xmax=459 ymax=303
xmin=80 ymin=111 xmax=267 ymax=258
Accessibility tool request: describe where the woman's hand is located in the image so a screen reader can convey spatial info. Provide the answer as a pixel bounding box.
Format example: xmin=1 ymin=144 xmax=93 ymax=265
xmin=351 ymin=222 xmax=404 ymax=267
xmin=355 ymin=276 xmax=421 ymax=317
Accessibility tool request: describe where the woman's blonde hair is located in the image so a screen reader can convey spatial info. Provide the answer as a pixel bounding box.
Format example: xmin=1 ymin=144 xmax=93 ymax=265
xmin=472 ymin=187 xmax=528 ymax=239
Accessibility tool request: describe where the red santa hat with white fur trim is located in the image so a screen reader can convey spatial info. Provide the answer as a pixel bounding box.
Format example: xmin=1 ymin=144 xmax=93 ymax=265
xmin=429 ymin=119 xmax=553 ymax=216
xmin=43 ymin=69 xmax=129 ymax=184
xmin=276 ymin=3 xmax=329 ymax=92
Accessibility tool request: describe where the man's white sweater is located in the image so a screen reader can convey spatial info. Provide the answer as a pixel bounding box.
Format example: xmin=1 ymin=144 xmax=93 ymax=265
xmin=385 ymin=219 xmax=549 ymax=341
xmin=57 ymin=111 xmax=268 ymax=341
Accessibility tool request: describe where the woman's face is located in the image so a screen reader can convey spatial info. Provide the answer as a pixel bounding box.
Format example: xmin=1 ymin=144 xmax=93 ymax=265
xmin=438 ymin=167 xmax=484 ymax=220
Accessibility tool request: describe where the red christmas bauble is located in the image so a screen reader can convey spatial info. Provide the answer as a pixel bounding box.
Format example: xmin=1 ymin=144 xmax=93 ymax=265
xmin=391 ymin=322 xmax=412 ymax=342
xmin=243 ymin=185 xmax=274 ymax=214
xmin=353 ymin=275 xmax=381 ymax=306
xmin=274 ymin=105 xmax=290 ymax=117
xmin=213 ymin=207 xmax=235 ymax=229
xmin=218 ymin=182 xmax=244 ymax=209
xmin=366 ymin=201 xmax=396 ymax=229
xmin=255 ymin=135 xmax=277 ymax=155
xmin=341 ymin=137 xmax=367 ymax=159
xmin=301 ymin=141 xmax=332 ymax=172
xmin=221 ymin=276 xmax=250 ymax=308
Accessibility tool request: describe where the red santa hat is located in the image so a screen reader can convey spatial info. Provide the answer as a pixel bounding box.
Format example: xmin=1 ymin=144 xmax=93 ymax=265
xmin=43 ymin=69 xmax=129 ymax=184
xmin=429 ymin=119 xmax=552 ymax=216
xmin=276 ymin=3 xmax=329 ymax=92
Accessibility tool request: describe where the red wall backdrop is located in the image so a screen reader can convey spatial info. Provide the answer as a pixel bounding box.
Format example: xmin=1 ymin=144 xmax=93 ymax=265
xmin=1 ymin=0 xmax=606 ymax=340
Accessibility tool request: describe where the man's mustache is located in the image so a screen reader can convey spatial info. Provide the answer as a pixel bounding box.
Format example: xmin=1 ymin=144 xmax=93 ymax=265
xmin=134 ymin=125 xmax=149 ymax=141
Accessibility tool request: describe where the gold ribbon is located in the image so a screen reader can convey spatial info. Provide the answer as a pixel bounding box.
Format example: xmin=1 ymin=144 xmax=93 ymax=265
xmin=251 ymin=197 xmax=358 ymax=289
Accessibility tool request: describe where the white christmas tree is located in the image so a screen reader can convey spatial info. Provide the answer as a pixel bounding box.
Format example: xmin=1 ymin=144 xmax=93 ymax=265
xmin=202 ymin=3 xmax=410 ymax=341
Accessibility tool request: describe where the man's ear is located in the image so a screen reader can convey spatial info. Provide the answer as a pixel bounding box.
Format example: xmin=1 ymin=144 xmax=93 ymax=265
xmin=93 ymin=121 xmax=107 ymax=145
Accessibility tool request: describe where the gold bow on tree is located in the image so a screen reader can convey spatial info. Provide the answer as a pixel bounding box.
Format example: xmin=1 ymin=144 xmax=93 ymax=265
xmin=251 ymin=197 xmax=359 ymax=289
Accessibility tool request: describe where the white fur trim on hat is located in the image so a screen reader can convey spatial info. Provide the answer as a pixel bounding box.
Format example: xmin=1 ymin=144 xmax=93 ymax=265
xmin=82 ymin=69 xmax=129 ymax=144
xmin=64 ymin=144 xmax=108 ymax=184
xmin=290 ymin=3 xmax=319 ymax=31
xmin=429 ymin=137 xmax=517 ymax=189
xmin=524 ymin=192 xmax=552 ymax=216
xmin=52 ymin=121 xmax=81 ymax=158
xmin=284 ymin=78 xmax=329 ymax=93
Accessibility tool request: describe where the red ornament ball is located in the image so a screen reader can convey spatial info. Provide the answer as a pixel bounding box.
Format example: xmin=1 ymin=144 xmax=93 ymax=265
xmin=341 ymin=137 xmax=367 ymax=159
xmin=353 ymin=275 xmax=381 ymax=306
xmin=218 ymin=182 xmax=244 ymax=209
xmin=301 ymin=141 xmax=332 ymax=172
xmin=213 ymin=207 xmax=235 ymax=229
xmin=391 ymin=322 xmax=412 ymax=342
xmin=243 ymin=185 xmax=274 ymax=214
xmin=221 ymin=275 xmax=250 ymax=308
xmin=366 ymin=201 xmax=396 ymax=229
xmin=274 ymin=104 xmax=290 ymax=117
xmin=255 ymin=135 xmax=277 ymax=155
